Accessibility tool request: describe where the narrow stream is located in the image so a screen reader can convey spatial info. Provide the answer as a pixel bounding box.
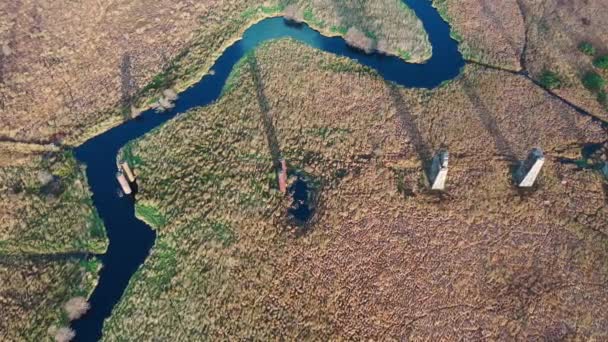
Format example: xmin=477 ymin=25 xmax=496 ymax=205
xmin=71 ymin=1 xmax=464 ymax=340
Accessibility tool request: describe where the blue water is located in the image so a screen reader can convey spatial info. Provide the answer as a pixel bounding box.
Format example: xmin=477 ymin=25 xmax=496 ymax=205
xmin=71 ymin=1 xmax=464 ymax=340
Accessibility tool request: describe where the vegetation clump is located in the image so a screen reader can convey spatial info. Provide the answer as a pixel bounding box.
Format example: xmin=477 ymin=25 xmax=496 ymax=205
xmin=539 ymin=70 xmax=562 ymax=89
xmin=345 ymin=27 xmax=375 ymax=53
xmin=579 ymin=41 xmax=596 ymax=56
xmin=582 ymin=71 xmax=605 ymax=92
xmin=52 ymin=326 xmax=75 ymax=342
xmin=63 ymin=296 xmax=90 ymax=320
xmin=592 ymin=55 xmax=608 ymax=69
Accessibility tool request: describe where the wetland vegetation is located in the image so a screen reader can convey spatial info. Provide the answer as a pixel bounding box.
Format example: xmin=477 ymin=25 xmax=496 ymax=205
xmin=2 ymin=0 xmax=607 ymax=340
xmin=105 ymin=39 xmax=608 ymax=340
xmin=0 ymin=143 xmax=107 ymax=255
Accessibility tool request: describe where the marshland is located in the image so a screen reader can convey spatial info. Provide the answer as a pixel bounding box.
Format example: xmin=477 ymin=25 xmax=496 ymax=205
xmin=1 ymin=0 xmax=607 ymax=340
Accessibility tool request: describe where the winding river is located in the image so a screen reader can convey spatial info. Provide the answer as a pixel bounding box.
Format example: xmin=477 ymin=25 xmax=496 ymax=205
xmin=71 ymin=1 xmax=464 ymax=340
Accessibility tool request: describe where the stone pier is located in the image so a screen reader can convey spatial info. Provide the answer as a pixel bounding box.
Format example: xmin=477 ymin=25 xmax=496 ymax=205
xmin=430 ymin=150 xmax=449 ymax=190
xmin=120 ymin=162 xmax=136 ymax=182
xmin=516 ymin=148 xmax=545 ymax=188
xmin=278 ymin=159 xmax=288 ymax=194
xmin=116 ymin=172 xmax=132 ymax=195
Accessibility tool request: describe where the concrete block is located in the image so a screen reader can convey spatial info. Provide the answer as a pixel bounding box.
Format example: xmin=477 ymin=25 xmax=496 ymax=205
xmin=517 ymin=148 xmax=545 ymax=188
xmin=120 ymin=162 xmax=136 ymax=182
xmin=116 ymin=172 xmax=132 ymax=195
xmin=430 ymin=151 xmax=449 ymax=190
xmin=278 ymin=159 xmax=288 ymax=193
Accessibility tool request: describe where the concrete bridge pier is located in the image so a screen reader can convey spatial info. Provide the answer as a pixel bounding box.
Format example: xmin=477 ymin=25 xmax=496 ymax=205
xmin=116 ymin=172 xmax=132 ymax=195
xmin=278 ymin=159 xmax=288 ymax=194
xmin=516 ymin=148 xmax=545 ymax=188
xmin=430 ymin=150 xmax=449 ymax=191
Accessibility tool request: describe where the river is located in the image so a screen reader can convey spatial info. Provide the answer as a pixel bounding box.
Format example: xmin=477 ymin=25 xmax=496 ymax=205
xmin=71 ymin=0 xmax=464 ymax=340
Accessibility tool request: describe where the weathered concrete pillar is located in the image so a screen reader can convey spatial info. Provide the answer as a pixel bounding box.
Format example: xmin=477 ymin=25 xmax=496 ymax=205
xmin=116 ymin=172 xmax=132 ymax=195
xmin=278 ymin=159 xmax=288 ymax=194
xmin=516 ymin=148 xmax=545 ymax=188
xmin=430 ymin=150 xmax=449 ymax=190
xmin=120 ymin=162 xmax=136 ymax=182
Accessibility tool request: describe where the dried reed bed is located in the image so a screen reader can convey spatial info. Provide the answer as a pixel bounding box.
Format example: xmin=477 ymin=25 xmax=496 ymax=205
xmin=433 ymin=0 xmax=525 ymax=71
xmin=293 ymin=0 xmax=431 ymax=60
xmin=0 ymin=256 xmax=100 ymax=341
xmin=104 ymin=39 xmax=607 ymax=340
xmin=0 ymin=0 xmax=252 ymax=145
xmin=521 ymin=0 xmax=608 ymax=120
xmin=0 ymin=0 xmax=429 ymax=146
xmin=0 ymin=144 xmax=107 ymax=254
xmin=432 ymin=0 xmax=608 ymax=120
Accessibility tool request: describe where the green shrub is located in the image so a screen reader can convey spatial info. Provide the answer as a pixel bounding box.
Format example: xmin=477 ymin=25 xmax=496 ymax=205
xmin=539 ymin=70 xmax=562 ymax=89
xmin=598 ymin=90 xmax=607 ymax=106
xmin=582 ymin=71 xmax=605 ymax=92
xmin=578 ymin=42 xmax=596 ymax=56
xmin=593 ymin=55 xmax=608 ymax=69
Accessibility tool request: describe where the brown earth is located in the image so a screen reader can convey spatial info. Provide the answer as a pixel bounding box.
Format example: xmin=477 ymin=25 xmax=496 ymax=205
xmin=103 ymin=40 xmax=608 ymax=340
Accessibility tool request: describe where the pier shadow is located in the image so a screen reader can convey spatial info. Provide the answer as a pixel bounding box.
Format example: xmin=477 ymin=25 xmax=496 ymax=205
xmin=479 ymin=0 xmax=525 ymax=63
xmin=247 ymin=54 xmax=282 ymax=168
xmin=120 ymin=53 xmax=136 ymax=109
xmin=247 ymin=54 xmax=316 ymax=226
xmin=461 ymin=77 xmax=517 ymax=161
xmin=388 ymin=84 xmax=433 ymax=174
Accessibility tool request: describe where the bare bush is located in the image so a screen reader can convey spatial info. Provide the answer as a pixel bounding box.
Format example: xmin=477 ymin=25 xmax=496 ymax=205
xmin=37 ymin=170 xmax=54 ymax=186
xmin=162 ymin=89 xmax=178 ymax=101
xmin=345 ymin=27 xmax=374 ymax=53
xmin=284 ymin=5 xmax=303 ymax=23
xmin=63 ymin=297 xmax=90 ymax=320
xmin=54 ymin=326 xmax=75 ymax=342
xmin=376 ymin=39 xmax=389 ymax=55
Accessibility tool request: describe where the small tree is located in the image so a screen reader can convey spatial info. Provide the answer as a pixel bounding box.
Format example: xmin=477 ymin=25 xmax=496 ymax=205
xmin=64 ymin=297 xmax=90 ymax=320
xmin=593 ymin=55 xmax=608 ymax=69
xmin=54 ymin=327 xmax=75 ymax=342
xmin=578 ymin=42 xmax=596 ymax=56
xmin=598 ymin=90 xmax=607 ymax=106
xmin=345 ymin=27 xmax=375 ymax=54
xmin=582 ymin=71 xmax=605 ymax=92
xmin=539 ymin=70 xmax=562 ymax=89
xmin=283 ymin=5 xmax=303 ymax=23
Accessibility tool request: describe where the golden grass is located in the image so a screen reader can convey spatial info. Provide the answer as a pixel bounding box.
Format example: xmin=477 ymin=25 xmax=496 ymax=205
xmin=521 ymin=0 xmax=608 ymax=120
xmin=0 ymin=0 xmax=429 ymax=146
xmin=0 ymin=256 xmax=101 ymax=342
xmin=104 ymin=39 xmax=608 ymax=340
xmin=0 ymin=144 xmax=107 ymax=254
xmin=433 ymin=0 xmax=525 ymax=71
xmin=432 ymin=0 xmax=608 ymax=120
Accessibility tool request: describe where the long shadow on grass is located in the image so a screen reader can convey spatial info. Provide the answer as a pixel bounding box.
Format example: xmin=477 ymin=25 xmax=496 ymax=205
xmin=247 ymin=54 xmax=282 ymax=168
xmin=479 ymin=0 xmax=525 ymax=62
xmin=388 ymin=84 xmax=433 ymax=172
xmin=461 ymin=77 xmax=517 ymax=161
xmin=119 ymin=53 xmax=135 ymax=112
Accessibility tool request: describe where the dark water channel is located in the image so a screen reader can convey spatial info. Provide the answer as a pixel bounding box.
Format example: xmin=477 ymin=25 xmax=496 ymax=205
xmin=71 ymin=1 xmax=464 ymax=340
